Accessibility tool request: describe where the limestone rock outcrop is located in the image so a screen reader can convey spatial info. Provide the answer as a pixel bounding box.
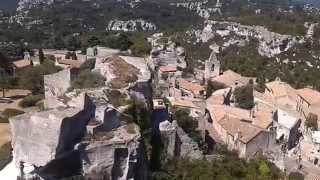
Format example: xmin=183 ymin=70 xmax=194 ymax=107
xmin=159 ymin=120 xmax=203 ymax=160
xmin=107 ymin=19 xmax=157 ymax=32
xmin=195 ymin=20 xmax=303 ymax=57
xmin=148 ymin=33 xmax=187 ymax=70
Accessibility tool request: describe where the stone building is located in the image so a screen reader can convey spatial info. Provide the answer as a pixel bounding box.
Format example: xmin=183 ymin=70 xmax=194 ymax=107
xmin=273 ymin=109 xmax=301 ymax=150
xmin=176 ymin=79 xmax=205 ymax=99
xmin=205 ymin=104 xmax=274 ymax=158
xmin=211 ymin=70 xmax=252 ymax=88
xmin=296 ymin=88 xmax=320 ymax=124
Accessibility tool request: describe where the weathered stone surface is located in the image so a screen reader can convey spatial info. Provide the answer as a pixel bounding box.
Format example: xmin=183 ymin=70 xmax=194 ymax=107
xmin=80 ymin=124 xmax=148 ymax=180
xmin=159 ymin=120 xmax=203 ymax=160
xmin=10 ymin=106 xmax=93 ymax=168
xmin=107 ymin=19 xmax=157 ymax=32
xmin=195 ymin=20 xmax=303 ymax=57
xmin=44 ymin=69 xmax=72 ymax=109
xmin=148 ymin=33 xmax=187 ymax=69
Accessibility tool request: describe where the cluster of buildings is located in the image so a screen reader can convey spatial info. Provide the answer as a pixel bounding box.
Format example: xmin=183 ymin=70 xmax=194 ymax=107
xmin=5 ymin=45 xmax=153 ymax=179
xmin=150 ymin=34 xmax=320 ymax=175
xmin=4 ymin=32 xmax=320 ymax=179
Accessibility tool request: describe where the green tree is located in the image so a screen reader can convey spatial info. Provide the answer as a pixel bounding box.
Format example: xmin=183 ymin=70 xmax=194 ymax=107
xmin=172 ymin=108 xmax=201 ymax=143
xmin=0 ymin=74 xmax=13 ymax=97
xmin=71 ymin=70 xmax=105 ymax=89
xmin=17 ymin=60 xmax=62 ymax=94
xmin=234 ymin=83 xmax=254 ymax=110
xmin=125 ymin=98 xmax=151 ymax=132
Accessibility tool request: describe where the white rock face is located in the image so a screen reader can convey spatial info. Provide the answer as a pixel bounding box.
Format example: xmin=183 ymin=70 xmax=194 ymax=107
xmin=196 ymin=20 xmax=301 ymax=57
xmin=148 ymin=33 xmax=187 ymax=69
xmin=172 ymin=0 xmax=222 ymax=18
xmin=107 ymin=19 xmax=157 ymax=32
xmin=17 ymin=0 xmax=54 ymax=11
xmin=160 ymin=120 xmax=203 ymax=160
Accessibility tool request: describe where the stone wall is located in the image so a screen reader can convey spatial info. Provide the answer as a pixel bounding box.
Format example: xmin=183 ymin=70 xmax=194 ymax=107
xmin=44 ymin=69 xmax=71 ymax=109
xmin=80 ymin=125 xmax=148 ymax=180
xmin=159 ymin=120 xmax=203 ymax=160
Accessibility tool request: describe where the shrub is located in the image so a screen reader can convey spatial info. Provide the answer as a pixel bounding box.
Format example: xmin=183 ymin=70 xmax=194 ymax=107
xmin=0 ymin=117 xmax=8 ymax=123
xmin=172 ymin=108 xmax=201 ymax=143
xmin=71 ymin=70 xmax=106 ymax=89
xmin=19 ymin=95 xmax=43 ymax=108
xmin=305 ymin=113 xmax=318 ymax=131
xmin=0 ymin=142 xmax=11 ymax=170
xmin=2 ymin=108 xmax=24 ymax=118
xmin=126 ymin=123 xmax=137 ymax=134
xmin=289 ymin=172 xmax=304 ymax=180
xmin=206 ymin=81 xmax=226 ymax=98
xmin=106 ymin=90 xmax=128 ymax=107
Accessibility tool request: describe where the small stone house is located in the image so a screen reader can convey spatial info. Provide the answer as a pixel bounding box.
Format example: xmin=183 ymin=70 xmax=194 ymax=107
xmin=176 ymin=79 xmax=205 ymax=99
xmin=296 ymin=88 xmax=320 ymax=126
xmin=206 ymin=105 xmax=274 ymax=158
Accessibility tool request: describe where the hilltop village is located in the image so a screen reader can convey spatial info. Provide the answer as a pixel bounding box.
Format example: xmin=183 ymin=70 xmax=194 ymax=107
xmin=0 ymin=32 xmax=320 ymax=179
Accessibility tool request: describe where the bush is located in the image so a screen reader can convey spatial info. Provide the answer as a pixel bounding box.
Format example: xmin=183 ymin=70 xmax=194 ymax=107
xmin=0 ymin=142 xmax=11 ymax=170
xmin=289 ymin=172 xmax=304 ymax=180
xmin=206 ymin=81 xmax=226 ymax=98
xmin=106 ymin=90 xmax=128 ymax=107
xmin=2 ymin=108 xmax=24 ymax=118
xmin=305 ymin=113 xmax=318 ymax=131
xmin=0 ymin=117 xmax=8 ymax=123
xmin=124 ymin=99 xmax=151 ymax=132
xmin=126 ymin=123 xmax=137 ymax=134
xmin=172 ymin=108 xmax=201 ymax=143
xmin=71 ymin=70 xmax=106 ymax=89
xmin=19 ymin=95 xmax=43 ymax=108
xmin=17 ymin=59 xmax=63 ymax=94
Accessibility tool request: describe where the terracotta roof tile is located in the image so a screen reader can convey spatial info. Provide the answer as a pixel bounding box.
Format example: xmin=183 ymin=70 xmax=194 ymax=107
xmin=177 ymin=79 xmax=204 ymax=95
xmin=219 ymin=116 xmax=264 ymax=143
xmin=169 ymin=97 xmax=201 ymax=109
xmin=57 ymin=59 xmax=84 ymax=68
xmin=159 ymin=65 xmax=177 ymax=73
xmin=266 ymin=80 xmax=297 ymax=100
xmin=211 ymin=70 xmax=251 ymax=87
xmin=297 ymin=88 xmax=320 ymax=105
xmin=206 ymin=88 xmax=231 ymax=105
xmin=12 ymin=59 xmax=32 ymax=68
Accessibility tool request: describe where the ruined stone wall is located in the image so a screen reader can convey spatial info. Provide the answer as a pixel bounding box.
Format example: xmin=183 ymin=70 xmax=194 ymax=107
xmin=44 ymin=69 xmax=71 ymax=109
xmin=80 ymin=126 xmax=147 ymax=180
xmin=159 ymin=121 xmax=203 ymax=160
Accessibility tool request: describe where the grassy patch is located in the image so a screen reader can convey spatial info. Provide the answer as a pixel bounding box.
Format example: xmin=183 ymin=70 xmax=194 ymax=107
xmin=19 ymin=94 xmax=43 ymax=108
xmin=2 ymin=108 xmax=24 ymax=118
xmin=0 ymin=142 xmax=11 ymax=170
xmin=126 ymin=123 xmax=137 ymax=134
xmin=106 ymin=90 xmax=128 ymax=107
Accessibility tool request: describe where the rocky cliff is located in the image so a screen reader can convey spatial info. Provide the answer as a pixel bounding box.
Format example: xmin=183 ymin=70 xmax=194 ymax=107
xmin=195 ymin=20 xmax=303 ymax=57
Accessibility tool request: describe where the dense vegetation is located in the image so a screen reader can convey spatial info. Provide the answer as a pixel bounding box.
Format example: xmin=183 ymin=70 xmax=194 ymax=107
xmin=212 ymin=0 xmax=319 ymax=36
xmin=152 ymin=149 xmax=283 ymax=180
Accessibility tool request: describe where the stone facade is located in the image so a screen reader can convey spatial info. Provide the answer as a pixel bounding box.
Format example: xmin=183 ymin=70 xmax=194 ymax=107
xmin=44 ymin=69 xmax=72 ymax=109
xmin=159 ymin=120 xmax=203 ymax=160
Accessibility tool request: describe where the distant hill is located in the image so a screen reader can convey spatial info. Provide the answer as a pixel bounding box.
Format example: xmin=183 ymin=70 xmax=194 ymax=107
xmin=305 ymin=0 xmax=320 ymax=7
xmin=0 ymin=0 xmax=19 ymax=10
